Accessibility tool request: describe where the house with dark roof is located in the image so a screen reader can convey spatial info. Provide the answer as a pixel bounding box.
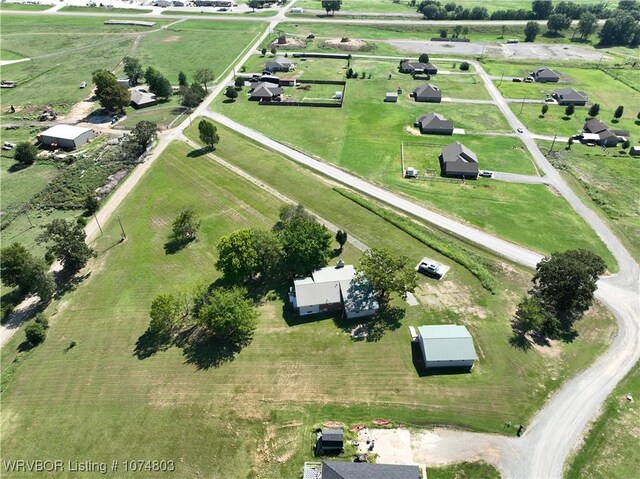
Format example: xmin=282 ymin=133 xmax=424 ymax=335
xmin=400 ymin=61 xmax=438 ymax=75
xmin=416 ymin=113 xmax=453 ymax=135
xmin=439 ymin=141 xmax=478 ymax=179
xmin=315 ymin=429 xmax=344 ymax=456
xmin=249 ymin=81 xmax=282 ymax=101
xmin=582 ymin=118 xmax=627 ymax=147
xmin=417 ymin=325 xmax=477 ymax=369
xmin=552 ymin=88 xmax=588 ymax=106
xmin=411 ymin=84 xmax=442 ymax=103
xmin=130 ymin=88 xmax=158 ymax=109
xmin=532 ymin=67 xmax=560 ymax=82
xmin=321 ymin=461 xmax=422 ymax=479
xmin=264 ymin=57 xmax=296 ymax=73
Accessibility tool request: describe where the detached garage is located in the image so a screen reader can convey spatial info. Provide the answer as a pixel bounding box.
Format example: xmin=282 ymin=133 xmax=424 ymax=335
xmin=38 ymin=125 xmax=95 ymax=149
xmin=417 ymin=325 xmax=477 ymax=369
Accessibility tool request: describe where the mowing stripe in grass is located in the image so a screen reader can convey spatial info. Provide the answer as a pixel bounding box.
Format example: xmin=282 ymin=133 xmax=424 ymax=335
xmin=334 ymin=187 xmax=498 ymax=293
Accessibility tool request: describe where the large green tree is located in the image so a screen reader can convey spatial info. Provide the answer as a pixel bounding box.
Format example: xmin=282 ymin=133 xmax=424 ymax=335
xmin=547 ymin=13 xmax=572 ymax=33
xmin=577 ymin=11 xmax=598 ymax=39
xmin=180 ymin=82 xmax=206 ymax=108
xmin=170 ymin=208 xmax=201 ymax=244
xmin=144 ymin=66 xmax=172 ymax=100
xmin=198 ymin=119 xmax=219 ymax=150
xmin=123 ymin=56 xmax=143 ymax=85
xmin=321 ymin=0 xmax=342 ymax=15
xmin=197 ymin=287 xmax=258 ymax=346
xmin=524 ymin=21 xmax=541 ymax=41
xmin=532 ymin=0 xmax=554 ymax=20
xmin=99 ymin=84 xmax=131 ymax=113
xmin=149 ymin=293 xmax=182 ymax=339
xmin=278 ymin=217 xmax=332 ymax=277
xmin=588 ymin=103 xmax=600 ymax=117
xmin=357 ymin=248 xmax=418 ymax=306
xmin=530 ymin=249 xmax=606 ymax=332
xmin=1 ymin=243 xmax=55 ymax=302
xmin=92 ymin=69 xmax=117 ymax=98
xmin=194 ymin=68 xmax=215 ymax=91
xmin=216 ymin=229 xmax=260 ymax=283
xmin=13 ymin=142 xmax=38 ymax=165
xmin=37 ymin=219 xmax=94 ymax=273
xmin=599 ymin=10 xmax=640 ymax=46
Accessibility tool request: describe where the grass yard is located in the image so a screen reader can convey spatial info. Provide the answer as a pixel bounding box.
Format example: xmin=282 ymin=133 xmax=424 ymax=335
xmin=0 ymin=49 xmax=25 ymax=61
xmin=130 ymin=20 xmax=264 ymax=81
xmin=0 ymin=2 xmax=50 ymax=10
xmin=565 ymin=363 xmax=640 ymax=479
xmin=542 ymin=142 xmax=640 ymax=261
xmin=59 ymin=6 xmax=153 ymax=14
xmin=0 ymin=124 xmax=617 ymax=477
xmin=429 ymin=461 xmax=501 ymax=479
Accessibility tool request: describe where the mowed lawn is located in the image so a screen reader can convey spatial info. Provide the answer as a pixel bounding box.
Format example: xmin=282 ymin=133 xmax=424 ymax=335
xmin=566 ymin=362 xmax=640 ymax=479
xmin=131 ymin=20 xmax=264 ymax=81
xmin=214 ymin=59 xmax=616 ymax=268
xmin=1 ymin=135 xmax=616 ymax=478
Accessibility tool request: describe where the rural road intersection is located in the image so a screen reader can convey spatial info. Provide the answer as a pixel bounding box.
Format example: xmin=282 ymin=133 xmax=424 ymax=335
xmin=1 ymin=4 xmax=638 ymax=478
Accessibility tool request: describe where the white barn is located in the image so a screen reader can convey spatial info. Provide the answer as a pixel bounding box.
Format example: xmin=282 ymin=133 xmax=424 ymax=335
xmin=38 ymin=125 xmax=95 ymax=149
xmin=417 ymin=325 xmax=477 ymax=369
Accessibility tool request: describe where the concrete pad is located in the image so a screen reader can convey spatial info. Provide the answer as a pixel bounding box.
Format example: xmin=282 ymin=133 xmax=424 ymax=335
xmin=362 ymin=428 xmax=416 ymax=465
xmin=452 ymin=128 xmax=465 ymax=135
xmin=405 ymin=292 xmax=419 ymax=306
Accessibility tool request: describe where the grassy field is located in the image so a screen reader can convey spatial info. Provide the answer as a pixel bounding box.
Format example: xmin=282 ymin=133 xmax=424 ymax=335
xmin=565 ymin=363 xmax=640 ymax=479
xmin=131 ymin=20 xmax=264 ymax=81
xmin=542 ymin=141 xmax=640 ymax=261
xmin=429 ymin=461 xmax=501 ymax=479
xmin=0 ymin=49 xmax=25 ymax=61
xmin=0 ymin=127 xmax=617 ymax=477
xmin=214 ymin=58 xmax=616 ymax=268
xmin=0 ymin=2 xmax=51 ymax=10
xmin=59 ymin=6 xmax=153 ymax=14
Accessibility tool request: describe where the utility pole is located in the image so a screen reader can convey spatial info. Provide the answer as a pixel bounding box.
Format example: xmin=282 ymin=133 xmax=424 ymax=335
xmin=549 ymin=133 xmax=558 ymax=154
xmin=24 ymin=211 xmax=34 ymax=228
xmin=520 ymin=97 xmax=526 ymax=114
xmin=117 ymin=214 xmax=126 ymax=240
xmin=499 ymin=71 xmax=504 ymax=86
xmin=94 ymin=214 xmax=103 ymax=237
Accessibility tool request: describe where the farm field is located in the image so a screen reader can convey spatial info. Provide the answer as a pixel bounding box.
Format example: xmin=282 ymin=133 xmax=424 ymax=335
xmin=542 ymin=141 xmax=640 ymax=261
xmin=131 ymin=20 xmax=265 ymax=81
xmin=566 ymin=362 xmax=640 ymax=479
xmin=214 ymin=59 xmax=616 ymax=268
xmin=0 ymin=128 xmax=617 ymax=477
xmin=59 ymin=6 xmax=153 ymax=14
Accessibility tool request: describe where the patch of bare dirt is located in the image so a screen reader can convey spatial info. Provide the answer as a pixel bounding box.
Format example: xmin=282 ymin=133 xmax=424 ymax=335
xmin=404 ymin=125 xmax=422 ymax=136
xmin=160 ymin=35 xmax=181 ymax=43
xmin=320 ymin=37 xmax=369 ymax=51
xmin=413 ymin=280 xmax=487 ymax=319
xmin=270 ymin=37 xmax=305 ymax=49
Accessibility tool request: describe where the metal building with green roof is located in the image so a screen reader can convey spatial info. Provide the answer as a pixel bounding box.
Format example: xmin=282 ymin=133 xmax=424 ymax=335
xmin=417 ymin=325 xmax=477 ymax=369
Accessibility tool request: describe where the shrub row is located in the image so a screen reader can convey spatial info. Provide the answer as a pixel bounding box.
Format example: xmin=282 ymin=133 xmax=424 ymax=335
xmin=334 ymin=188 xmax=497 ymax=293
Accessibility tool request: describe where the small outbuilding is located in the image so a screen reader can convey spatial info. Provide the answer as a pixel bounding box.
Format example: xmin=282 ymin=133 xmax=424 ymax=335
xmin=385 ymin=92 xmax=398 ymax=102
xmin=552 ymin=88 xmax=588 ymax=106
xmin=411 ymin=84 xmax=441 ymax=103
xmin=630 ymin=146 xmax=640 ymax=156
xmin=531 ymin=67 xmax=560 ymax=82
xmin=417 ymin=325 xmax=477 ymax=369
xmin=321 ymin=461 xmax=422 ymax=479
xmin=38 ymin=125 xmax=95 ymax=149
xmin=439 ymin=141 xmax=478 ymax=179
xmin=315 ymin=429 xmax=344 ymax=456
xmin=416 ymin=112 xmax=453 ymax=135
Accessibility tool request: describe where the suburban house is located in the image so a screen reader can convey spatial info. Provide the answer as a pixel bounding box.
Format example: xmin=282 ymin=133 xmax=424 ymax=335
xmin=439 ymin=141 xmax=479 ymax=179
xmin=315 ymin=429 xmax=344 ymax=456
xmin=417 ymin=325 xmax=477 ymax=369
xmin=416 ymin=112 xmax=454 ymax=135
xmin=411 ymin=84 xmax=442 ymax=103
xmin=249 ymin=81 xmax=282 ymax=101
xmin=552 ymin=88 xmax=588 ymax=106
xmin=131 ymin=88 xmax=158 ymax=109
xmin=400 ymin=61 xmax=438 ymax=75
xmin=318 ymin=461 xmax=422 ymax=479
xmin=532 ymin=67 xmax=560 ymax=82
xmin=288 ymin=264 xmax=378 ymax=319
xmin=38 ymin=124 xmax=95 ymax=149
xmin=582 ymin=118 xmax=627 ymax=147
xmin=264 ymin=57 xmax=296 ymax=73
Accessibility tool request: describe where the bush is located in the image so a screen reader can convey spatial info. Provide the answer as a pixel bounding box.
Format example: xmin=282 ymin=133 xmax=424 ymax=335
xmin=34 ymin=313 xmax=49 ymax=329
xmin=25 ymin=323 xmax=47 ymax=346
xmin=459 ymin=61 xmax=470 ymax=71
xmin=14 ymin=142 xmax=39 ymax=165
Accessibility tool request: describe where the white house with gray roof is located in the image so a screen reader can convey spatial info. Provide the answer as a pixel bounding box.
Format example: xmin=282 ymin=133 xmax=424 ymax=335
xmin=417 ymin=325 xmax=477 ymax=369
xmin=289 ymin=264 xmax=378 ymax=318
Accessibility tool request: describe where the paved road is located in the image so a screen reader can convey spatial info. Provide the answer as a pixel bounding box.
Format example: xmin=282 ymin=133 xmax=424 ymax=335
xmin=491 ymin=172 xmax=549 ymax=184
